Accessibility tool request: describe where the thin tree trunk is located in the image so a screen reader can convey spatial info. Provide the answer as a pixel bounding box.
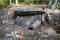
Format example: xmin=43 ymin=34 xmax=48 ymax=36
xmin=10 ymin=0 xmax=12 ymax=5
xmin=52 ymin=0 xmax=58 ymax=7
xmin=48 ymin=0 xmax=52 ymax=8
xmin=24 ymin=0 xmax=28 ymax=3
xmin=32 ymin=0 xmax=33 ymax=4
xmin=4 ymin=0 xmax=7 ymax=8
xmin=39 ymin=0 xmax=43 ymax=4
xmin=37 ymin=0 xmax=39 ymax=4
xmin=16 ymin=0 xmax=18 ymax=4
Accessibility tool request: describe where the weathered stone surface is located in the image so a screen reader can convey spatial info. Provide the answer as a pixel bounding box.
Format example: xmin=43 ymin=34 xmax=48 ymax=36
xmin=0 ymin=28 xmax=4 ymax=37
xmin=5 ymin=36 xmax=14 ymax=40
xmin=2 ymin=19 xmax=8 ymax=25
xmin=4 ymin=29 xmax=11 ymax=34
xmin=0 ymin=8 xmax=60 ymax=40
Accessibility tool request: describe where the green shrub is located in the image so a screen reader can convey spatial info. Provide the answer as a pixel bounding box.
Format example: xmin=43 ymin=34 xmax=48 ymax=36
xmin=0 ymin=4 xmax=4 ymax=10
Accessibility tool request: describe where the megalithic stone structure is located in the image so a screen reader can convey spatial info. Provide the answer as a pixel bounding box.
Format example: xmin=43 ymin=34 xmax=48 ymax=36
xmin=16 ymin=0 xmax=18 ymax=4
xmin=48 ymin=0 xmax=53 ymax=8
xmin=52 ymin=0 xmax=58 ymax=9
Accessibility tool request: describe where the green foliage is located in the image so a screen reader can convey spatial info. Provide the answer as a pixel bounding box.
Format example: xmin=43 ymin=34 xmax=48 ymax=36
xmin=18 ymin=0 xmax=24 ymax=3
xmin=6 ymin=0 xmax=10 ymax=5
xmin=0 ymin=0 xmax=4 ymax=10
xmin=57 ymin=7 xmax=60 ymax=9
xmin=0 ymin=4 xmax=4 ymax=10
xmin=0 ymin=0 xmax=60 ymax=10
xmin=0 ymin=0 xmax=4 ymax=3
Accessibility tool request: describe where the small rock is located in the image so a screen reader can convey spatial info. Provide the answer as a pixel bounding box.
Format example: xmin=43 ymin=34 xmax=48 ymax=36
xmin=40 ymin=37 xmax=51 ymax=40
xmin=2 ymin=19 xmax=8 ymax=25
xmin=4 ymin=29 xmax=11 ymax=34
xmin=19 ymin=35 xmax=24 ymax=39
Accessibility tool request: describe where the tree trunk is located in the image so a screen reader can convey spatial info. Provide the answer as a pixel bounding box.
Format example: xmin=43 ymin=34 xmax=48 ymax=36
xmin=16 ymin=0 xmax=18 ymax=4
xmin=32 ymin=0 xmax=34 ymax=4
xmin=24 ymin=0 xmax=28 ymax=3
xmin=10 ymin=0 xmax=12 ymax=5
xmin=39 ymin=0 xmax=43 ymax=4
xmin=48 ymin=0 xmax=52 ymax=8
xmin=37 ymin=0 xmax=39 ymax=4
xmin=52 ymin=0 xmax=58 ymax=9
xmin=4 ymin=0 xmax=7 ymax=8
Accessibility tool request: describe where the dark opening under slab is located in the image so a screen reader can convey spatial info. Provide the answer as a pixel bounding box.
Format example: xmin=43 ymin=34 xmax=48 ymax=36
xmin=28 ymin=27 xmax=33 ymax=30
